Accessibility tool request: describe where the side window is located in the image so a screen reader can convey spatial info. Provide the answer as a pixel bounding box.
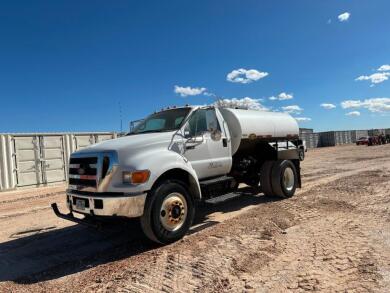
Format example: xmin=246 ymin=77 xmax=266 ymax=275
xmin=186 ymin=109 xmax=220 ymax=136
xmin=205 ymin=109 xmax=221 ymax=132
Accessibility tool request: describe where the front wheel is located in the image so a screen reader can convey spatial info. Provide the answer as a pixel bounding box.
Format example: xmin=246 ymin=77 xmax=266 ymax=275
xmin=140 ymin=180 xmax=195 ymax=244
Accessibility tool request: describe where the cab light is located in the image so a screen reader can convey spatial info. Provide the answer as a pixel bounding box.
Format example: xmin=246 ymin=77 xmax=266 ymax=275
xmin=123 ymin=170 xmax=150 ymax=184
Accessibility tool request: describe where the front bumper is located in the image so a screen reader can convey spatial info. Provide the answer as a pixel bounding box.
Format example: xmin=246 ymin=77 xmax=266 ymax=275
xmin=65 ymin=190 xmax=147 ymax=218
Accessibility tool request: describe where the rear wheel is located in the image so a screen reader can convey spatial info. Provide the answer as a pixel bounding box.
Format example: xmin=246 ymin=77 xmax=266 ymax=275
xmin=260 ymin=161 xmax=275 ymax=197
xmin=271 ymin=160 xmax=298 ymax=198
xmin=140 ymin=180 xmax=195 ymax=244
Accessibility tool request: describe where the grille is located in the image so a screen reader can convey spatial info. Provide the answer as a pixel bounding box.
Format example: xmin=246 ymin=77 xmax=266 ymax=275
xmin=69 ymin=157 xmax=98 ymax=188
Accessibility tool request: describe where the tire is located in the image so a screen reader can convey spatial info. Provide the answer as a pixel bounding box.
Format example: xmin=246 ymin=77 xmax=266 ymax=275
xmin=260 ymin=161 xmax=275 ymax=197
xmin=140 ymin=180 xmax=195 ymax=244
xmin=299 ymin=149 xmax=305 ymax=161
xmin=271 ymin=160 xmax=298 ymax=198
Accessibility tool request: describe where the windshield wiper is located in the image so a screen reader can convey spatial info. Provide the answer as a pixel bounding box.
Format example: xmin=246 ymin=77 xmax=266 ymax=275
xmin=127 ymin=129 xmax=176 ymax=136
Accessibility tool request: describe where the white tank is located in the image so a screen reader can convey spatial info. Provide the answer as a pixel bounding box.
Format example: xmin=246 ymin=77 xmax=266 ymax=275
xmin=219 ymin=108 xmax=299 ymax=155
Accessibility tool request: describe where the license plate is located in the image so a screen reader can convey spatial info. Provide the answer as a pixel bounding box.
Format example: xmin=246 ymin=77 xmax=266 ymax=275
xmin=75 ymin=199 xmax=86 ymax=210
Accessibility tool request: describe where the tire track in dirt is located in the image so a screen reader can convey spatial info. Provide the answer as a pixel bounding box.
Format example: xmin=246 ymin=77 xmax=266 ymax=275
xmin=92 ymin=168 xmax=390 ymax=293
xmin=1 ymin=145 xmax=390 ymax=292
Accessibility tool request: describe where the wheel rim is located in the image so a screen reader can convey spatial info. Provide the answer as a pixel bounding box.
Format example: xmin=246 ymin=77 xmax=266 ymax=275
xmin=283 ymin=167 xmax=295 ymax=192
xmin=159 ymin=192 xmax=187 ymax=232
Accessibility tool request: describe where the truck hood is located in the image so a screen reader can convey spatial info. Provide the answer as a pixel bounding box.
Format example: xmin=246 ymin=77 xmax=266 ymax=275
xmin=74 ymin=131 xmax=178 ymax=155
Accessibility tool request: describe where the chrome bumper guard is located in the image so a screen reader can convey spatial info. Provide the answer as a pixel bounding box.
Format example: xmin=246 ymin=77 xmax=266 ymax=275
xmin=52 ymin=191 xmax=147 ymax=224
xmin=51 ymin=203 xmax=99 ymax=228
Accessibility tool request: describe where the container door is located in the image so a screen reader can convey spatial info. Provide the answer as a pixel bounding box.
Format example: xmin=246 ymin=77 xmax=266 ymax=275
xmin=95 ymin=134 xmax=113 ymax=143
xmin=14 ymin=136 xmax=41 ymax=187
xmin=74 ymin=135 xmax=95 ymax=150
xmin=40 ymin=136 xmax=66 ymax=183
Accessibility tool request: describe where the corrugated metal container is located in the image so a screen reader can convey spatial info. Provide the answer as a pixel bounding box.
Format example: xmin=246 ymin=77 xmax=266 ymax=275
xmin=308 ymin=133 xmax=319 ymax=148
xmin=300 ymin=132 xmax=319 ymax=148
xmin=300 ymin=128 xmax=314 ymax=133
xmin=0 ymin=135 xmax=16 ymax=191
xmin=351 ymin=130 xmax=369 ymax=142
xmin=320 ymin=131 xmax=353 ymax=146
xmin=342 ymin=131 xmax=352 ymax=144
xmin=319 ymin=131 xmax=335 ymax=147
xmin=368 ymin=129 xmax=386 ymax=136
xmin=0 ymin=132 xmax=116 ymax=192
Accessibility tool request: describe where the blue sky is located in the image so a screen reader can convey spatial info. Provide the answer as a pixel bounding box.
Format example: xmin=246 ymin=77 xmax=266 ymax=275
xmin=0 ymin=0 xmax=389 ymax=133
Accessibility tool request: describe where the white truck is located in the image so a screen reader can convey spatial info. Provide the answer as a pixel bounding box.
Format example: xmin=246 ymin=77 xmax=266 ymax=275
xmin=52 ymin=105 xmax=303 ymax=244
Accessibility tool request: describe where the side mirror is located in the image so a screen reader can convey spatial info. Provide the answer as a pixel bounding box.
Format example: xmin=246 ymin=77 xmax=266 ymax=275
xmin=210 ymin=129 xmax=222 ymax=141
xmin=184 ymin=130 xmax=192 ymax=139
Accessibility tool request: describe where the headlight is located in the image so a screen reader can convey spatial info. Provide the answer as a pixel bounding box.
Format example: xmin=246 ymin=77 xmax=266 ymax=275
xmin=122 ymin=170 xmax=150 ymax=184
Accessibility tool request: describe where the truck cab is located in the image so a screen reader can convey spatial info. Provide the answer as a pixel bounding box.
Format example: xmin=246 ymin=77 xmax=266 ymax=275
xmin=53 ymin=105 xmax=302 ymax=244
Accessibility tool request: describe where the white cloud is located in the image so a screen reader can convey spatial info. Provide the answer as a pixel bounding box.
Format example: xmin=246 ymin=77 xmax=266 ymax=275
xmin=320 ymin=103 xmax=336 ymax=109
xmin=203 ymin=92 xmax=216 ymax=97
xmin=174 ymin=85 xmax=206 ymax=97
xmin=294 ymin=117 xmax=312 ymax=122
xmin=338 ymin=12 xmax=350 ymax=22
xmin=215 ymin=97 xmax=268 ymax=111
xmin=226 ymin=68 xmax=269 ymax=84
xmin=269 ymin=92 xmax=293 ymax=101
xmin=378 ymin=64 xmax=390 ymax=72
xmin=346 ymin=111 xmax=360 ymax=117
xmin=282 ymin=105 xmax=303 ymax=114
xmin=355 ymin=72 xmax=390 ymax=85
xmin=341 ymin=98 xmax=390 ymax=113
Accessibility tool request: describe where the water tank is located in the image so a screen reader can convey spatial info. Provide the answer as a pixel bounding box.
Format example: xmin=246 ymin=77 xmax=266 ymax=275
xmin=219 ymin=108 xmax=299 ymax=155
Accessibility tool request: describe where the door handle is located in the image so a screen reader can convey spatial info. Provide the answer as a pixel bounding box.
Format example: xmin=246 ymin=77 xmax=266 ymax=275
xmin=222 ymin=138 xmax=227 ymax=147
xmin=185 ymin=145 xmax=196 ymax=150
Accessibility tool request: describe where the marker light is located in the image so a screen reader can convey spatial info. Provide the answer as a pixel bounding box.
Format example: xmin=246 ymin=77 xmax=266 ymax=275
xmin=123 ymin=170 xmax=150 ymax=184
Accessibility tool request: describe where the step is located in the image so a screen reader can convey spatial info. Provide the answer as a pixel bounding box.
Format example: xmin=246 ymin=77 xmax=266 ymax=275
xmin=199 ymin=175 xmax=234 ymax=187
xmin=204 ymin=191 xmax=242 ymax=204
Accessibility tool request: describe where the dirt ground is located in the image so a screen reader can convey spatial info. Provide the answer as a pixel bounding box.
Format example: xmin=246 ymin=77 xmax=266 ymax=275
xmin=0 ymin=144 xmax=390 ymax=292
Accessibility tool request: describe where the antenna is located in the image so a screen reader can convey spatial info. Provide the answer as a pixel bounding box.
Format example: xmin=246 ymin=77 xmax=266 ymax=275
xmin=119 ymin=101 xmax=123 ymax=133
xmin=213 ymin=94 xmax=225 ymax=108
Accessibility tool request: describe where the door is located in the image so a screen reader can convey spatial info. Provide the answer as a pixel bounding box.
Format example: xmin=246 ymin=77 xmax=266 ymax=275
xmin=14 ymin=135 xmax=67 ymax=187
xmin=14 ymin=136 xmax=41 ymax=186
xmin=208 ymin=108 xmax=232 ymax=174
xmin=41 ymin=136 xmax=66 ymax=183
xmin=182 ymin=109 xmax=211 ymax=179
xmin=74 ymin=135 xmax=95 ymax=150
xmin=95 ymin=134 xmax=113 ymax=143
xmin=183 ymin=108 xmax=231 ymax=179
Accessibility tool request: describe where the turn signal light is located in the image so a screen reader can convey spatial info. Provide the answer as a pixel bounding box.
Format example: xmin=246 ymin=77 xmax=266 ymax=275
xmin=123 ymin=170 xmax=150 ymax=184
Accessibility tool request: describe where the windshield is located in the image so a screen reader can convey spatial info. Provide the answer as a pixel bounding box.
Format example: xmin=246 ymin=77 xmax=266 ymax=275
xmin=129 ymin=108 xmax=191 ymax=134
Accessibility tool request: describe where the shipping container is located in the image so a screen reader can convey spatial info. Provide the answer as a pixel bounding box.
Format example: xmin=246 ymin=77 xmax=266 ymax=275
xmin=368 ymin=129 xmax=386 ymax=136
xmin=0 ymin=132 xmax=116 ymax=192
xmin=300 ymin=131 xmax=319 ymax=148
xmin=319 ymin=131 xmax=353 ymax=147
xmin=351 ymin=130 xmax=369 ymax=143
